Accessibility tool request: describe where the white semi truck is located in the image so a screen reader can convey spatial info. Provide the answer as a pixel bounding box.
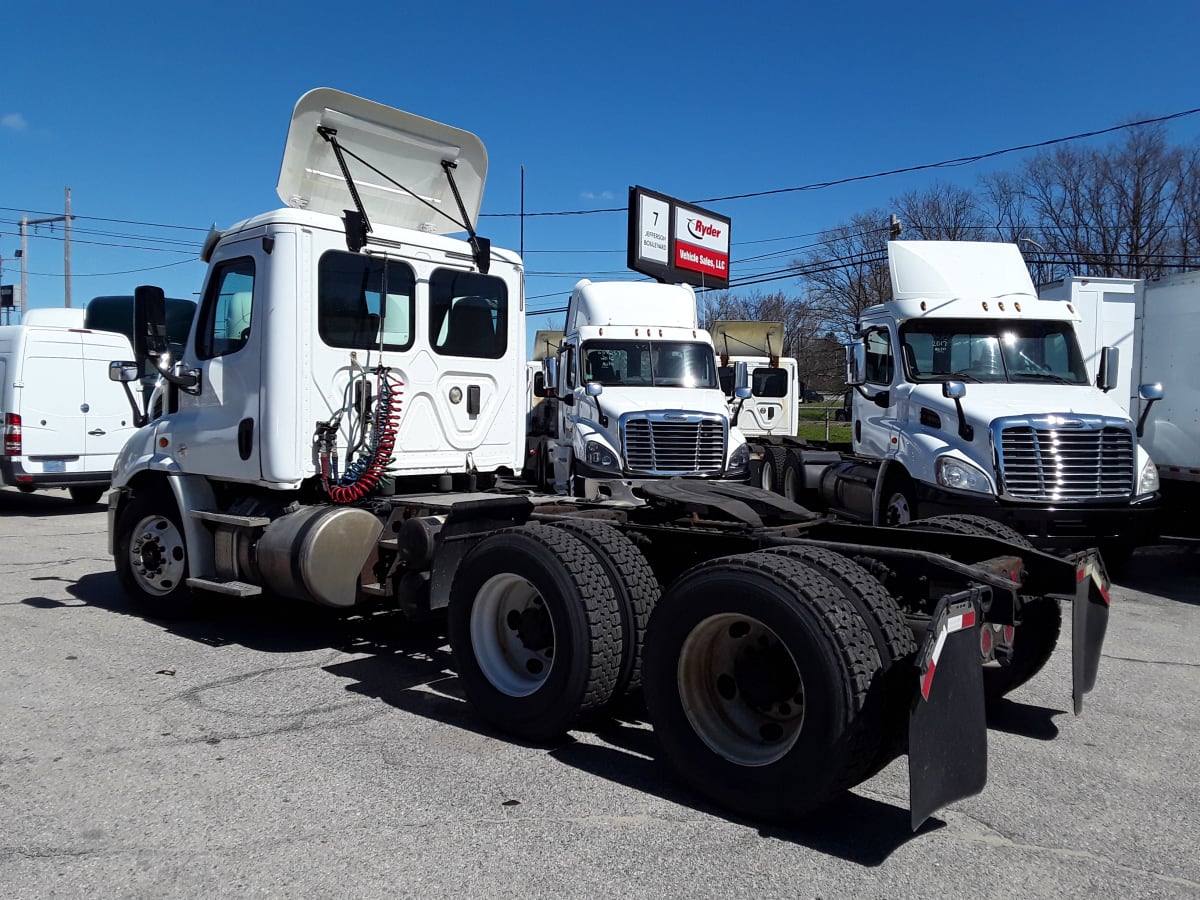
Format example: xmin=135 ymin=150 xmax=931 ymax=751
xmin=809 ymin=241 xmax=1161 ymax=566
xmin=537 ymin=279 xmax=750 ymax=497
xmin=105 ymin=89 xmax=1113 ymax=830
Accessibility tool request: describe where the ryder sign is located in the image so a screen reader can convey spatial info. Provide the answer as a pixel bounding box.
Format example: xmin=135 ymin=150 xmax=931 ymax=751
xmin=627 ymin=185 xmax=730 ymax=289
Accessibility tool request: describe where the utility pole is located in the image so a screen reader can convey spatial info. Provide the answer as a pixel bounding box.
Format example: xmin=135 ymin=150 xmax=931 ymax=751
xmin=23 ymin=186 xmax=76 ymax=309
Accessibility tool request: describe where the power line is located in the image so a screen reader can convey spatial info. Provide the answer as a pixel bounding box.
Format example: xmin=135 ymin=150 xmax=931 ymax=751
xmin=483 ymin=106 xmax=1200 ymax=218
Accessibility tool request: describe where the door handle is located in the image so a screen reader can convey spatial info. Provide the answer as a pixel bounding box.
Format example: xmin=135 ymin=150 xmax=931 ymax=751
xmin=88 ymin=429 xmax=106 ymax=436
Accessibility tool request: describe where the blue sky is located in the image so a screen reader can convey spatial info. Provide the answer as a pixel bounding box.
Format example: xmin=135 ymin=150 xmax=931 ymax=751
xmin=4 ymin=0 xmax=1199 ymax=339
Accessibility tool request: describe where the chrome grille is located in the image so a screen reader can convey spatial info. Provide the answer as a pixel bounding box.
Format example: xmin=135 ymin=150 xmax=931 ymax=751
xmin=622 ymin=415 xmax=726 ymax=475
xmin=997 ymin=420 xmax=1135 ymax=500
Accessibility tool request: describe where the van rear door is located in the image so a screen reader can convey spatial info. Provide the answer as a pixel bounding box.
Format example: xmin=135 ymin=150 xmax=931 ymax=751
xmin=81 ymin=333 xmax=136 ymax=468
xmin=19 ymin=329 xmax=87 ymax=472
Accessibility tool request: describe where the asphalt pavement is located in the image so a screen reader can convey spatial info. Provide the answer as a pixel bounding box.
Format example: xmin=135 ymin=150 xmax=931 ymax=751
xmin=1 ymin=486 xmax=1197 ymax=899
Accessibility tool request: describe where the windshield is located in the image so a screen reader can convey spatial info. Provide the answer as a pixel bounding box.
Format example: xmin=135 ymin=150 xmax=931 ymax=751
xmin=582 ymin=339 xmax=719 ymax=389
xmin=900 ymin=318 xmax=1089 ymax=385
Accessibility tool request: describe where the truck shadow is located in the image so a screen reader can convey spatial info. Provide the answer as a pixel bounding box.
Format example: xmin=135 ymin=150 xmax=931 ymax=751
xmin=64 ymin=570 xmax=949 ymax=862
xmin=0 ymin=487 xmax=109 ymax=517
xmin=1115 ymin=542 xmax=1200 ymax=605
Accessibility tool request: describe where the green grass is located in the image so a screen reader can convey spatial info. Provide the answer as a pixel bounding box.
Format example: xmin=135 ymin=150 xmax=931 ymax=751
xmin=795 ymin=403 xmax=852 ymax=443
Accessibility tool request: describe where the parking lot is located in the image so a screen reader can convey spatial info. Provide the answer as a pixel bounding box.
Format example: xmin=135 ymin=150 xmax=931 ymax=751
xmin=2 ymin=485 xmax=1198 ymax=899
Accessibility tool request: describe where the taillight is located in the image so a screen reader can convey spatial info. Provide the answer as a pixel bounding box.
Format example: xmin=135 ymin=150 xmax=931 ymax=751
xmin=3 ymin=413 xmax=21 ymax=456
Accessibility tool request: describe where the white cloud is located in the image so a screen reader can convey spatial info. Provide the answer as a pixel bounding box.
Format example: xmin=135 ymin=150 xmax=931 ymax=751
xmin=580 ymin=190 xmax=616 ymax=201
xmin=2 ymin=113 xmax=29 ymax=132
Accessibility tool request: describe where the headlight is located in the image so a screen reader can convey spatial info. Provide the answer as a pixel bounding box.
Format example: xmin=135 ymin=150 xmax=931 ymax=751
xmin=935 ymin=456 xmax=993 ymax=494
xmin=728 ymin=442 xmax=750 ymax=474
xmin=1137 ymin=457 xmax=1160 ymax=495
xmin=585 ymin=440 xmax=620 ymax=472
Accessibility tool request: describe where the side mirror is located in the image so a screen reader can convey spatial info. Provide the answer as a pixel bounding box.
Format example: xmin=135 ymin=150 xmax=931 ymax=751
xmin=845 ymin=342 xmax=866 ymax=386
xmin=734 ymin=360 xmax=750 ymax=391
xmin=585 ymin=381 xmax=603 ymax=397
xmin=533 ymin=371 xmax=546 ymax=399
xmin=942 ymin=380 xmax=967 ymax=400
xmin=134 ymin=285 xmax=169 ymax=362
xmin=1096 ymin=346 xmax=1120 ymax=392
xmin=109 ymin=361 xmax=141 ymax=383
xmin=1138 ymin=382 xmax=1164 ymax=401
xmin=734 ymin=386 xmax=752 ymax=400
xmin=1136 ymin=382 xmax=1164 ymax=439
xmin=542 ymin=357 xmax=558 ymax=398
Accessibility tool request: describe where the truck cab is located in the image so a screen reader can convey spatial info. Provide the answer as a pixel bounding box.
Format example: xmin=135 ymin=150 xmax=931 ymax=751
xmin=836 ymin=240 xmax=1160 ymax=558
xmin=544 ymin=280 xmax=749 ymax=494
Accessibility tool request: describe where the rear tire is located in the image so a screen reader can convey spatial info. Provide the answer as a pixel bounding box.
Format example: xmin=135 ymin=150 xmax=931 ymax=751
xmin=983 ymin=597 xmax=1062 ymax=701
xmin=643 ymin=552 xmax=881 ymax=821
xmin=908 ymin=514 xmax=1059 ymax=700
xmin=780 ymin=451 xmax=803 ymax=503
xmin=448 ymin=524 xmax=622 ymax=741
xmin=547 ymin=518 xmax=660 ymax=698
xmin=761 ymin=545 xmax=916 ymax=776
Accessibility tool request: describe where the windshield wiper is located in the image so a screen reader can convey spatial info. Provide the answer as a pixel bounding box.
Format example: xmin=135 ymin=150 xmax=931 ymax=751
xmin=1012 ymin=372 xmax=1074 ymax=384
xmin=943 ymin=372 xmax=984 ymax=383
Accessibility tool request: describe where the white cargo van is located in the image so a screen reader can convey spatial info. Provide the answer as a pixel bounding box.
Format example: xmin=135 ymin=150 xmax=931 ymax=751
xmin=0 ymin=323 xmax=137 ymax=504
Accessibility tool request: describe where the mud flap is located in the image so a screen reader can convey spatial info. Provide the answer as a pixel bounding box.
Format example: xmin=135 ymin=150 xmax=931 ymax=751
xmin=1071 ymin=550 xmax=1111 ymax=715
xmin=908 ymin=588 xmax=988 ymax=831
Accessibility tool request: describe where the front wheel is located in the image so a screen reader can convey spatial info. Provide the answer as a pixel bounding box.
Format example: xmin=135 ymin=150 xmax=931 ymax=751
xmin=114 ymin=486 xmax=199 ymax=619
xmin=880 ymin=476 xmax=917 ymax=526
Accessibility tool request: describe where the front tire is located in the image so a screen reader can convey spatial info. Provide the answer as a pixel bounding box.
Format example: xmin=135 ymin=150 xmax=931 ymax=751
xmin=448 ymin=524 xmax=622 ymax=741
xmin=880 ymin=474 xmax=917 ymax=526
xmin=114 ymin=486 xmax=199 ymax=619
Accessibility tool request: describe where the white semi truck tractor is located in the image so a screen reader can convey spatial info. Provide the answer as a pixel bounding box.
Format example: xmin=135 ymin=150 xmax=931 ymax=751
xmin=820 ymin=241 xmax=1161 ymax=567
xmin=538 ymin=279 xmax=750 ymax=497
xmin=105 ymin=90 xmax=1113 ymax=831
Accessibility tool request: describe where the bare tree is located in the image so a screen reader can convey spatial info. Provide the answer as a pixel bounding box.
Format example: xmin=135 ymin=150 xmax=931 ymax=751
xmin=1022 ymin=124 xmax=1182 ymax=278
xmin=893 ymin=182 xmax=988 ymax=240
xmin=794 ymin=209 xmax=892 ymax=342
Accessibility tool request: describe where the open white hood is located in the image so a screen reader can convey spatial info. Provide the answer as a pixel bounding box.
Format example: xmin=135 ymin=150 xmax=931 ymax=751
xmin=890 ymin=241 xmax=1037 ymax=302
xmin=276 ymin=88 xmax=487 ymax=235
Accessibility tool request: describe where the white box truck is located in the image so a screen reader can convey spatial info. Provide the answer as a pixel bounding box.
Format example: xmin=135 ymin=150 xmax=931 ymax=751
xmin=1040 ymin=270 xmax=1198 ymax=533
xmin=0 ymin=322 xmax=137 ymax=503
xmin=103 ymin=88 xmax=1113 ymax=830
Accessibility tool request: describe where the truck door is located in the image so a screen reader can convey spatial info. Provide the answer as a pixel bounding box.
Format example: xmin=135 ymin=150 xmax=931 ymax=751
xmin=172 ymin=253 xmax=262 ymax=481
xmin=855 ymin=327 xmax=901 ymax=458
xmin=553 ymin=342 xmax=578 ymax=485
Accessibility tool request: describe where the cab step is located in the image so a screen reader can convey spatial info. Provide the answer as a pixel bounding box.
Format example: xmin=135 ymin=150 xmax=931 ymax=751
xmin=186 ymin=577 xmax=263 ymax=597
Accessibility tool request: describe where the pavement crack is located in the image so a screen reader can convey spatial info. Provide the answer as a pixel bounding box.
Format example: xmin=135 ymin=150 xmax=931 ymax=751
xmin=946 ymin=811 xmax=1200 ymax=891
xmin=1102 ymin=653 xmax=1200 ymax=669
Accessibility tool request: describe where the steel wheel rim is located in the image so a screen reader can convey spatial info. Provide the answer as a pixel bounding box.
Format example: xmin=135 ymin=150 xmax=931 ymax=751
xmin=782 ymin=465 xmax=800 ymax=501
xmin=886 ymin=491 xmax=913 ymax=525
xmin=128 ymin=514 xmax=186 ymax=596
xmin=470 ymin=572 xmax=556 ymax=697
xmin=677 ymin=613 xmax=805 ymax=766
xmin=759 ymin=463 xmax=774 ymax=492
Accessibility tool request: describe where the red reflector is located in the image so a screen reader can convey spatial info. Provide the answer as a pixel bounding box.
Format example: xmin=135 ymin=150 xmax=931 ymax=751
xmin=3 ymin=412 xmax=21 ymax=456
xmin=1003 ymin=625 xmax=1015 ymax=643
xmin=980 ymin=627 xmax=992 ymax=655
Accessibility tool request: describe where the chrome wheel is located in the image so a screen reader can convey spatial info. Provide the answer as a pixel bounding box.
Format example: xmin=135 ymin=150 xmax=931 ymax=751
xmin=127 ymin=513 xmax=187 ymax=597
